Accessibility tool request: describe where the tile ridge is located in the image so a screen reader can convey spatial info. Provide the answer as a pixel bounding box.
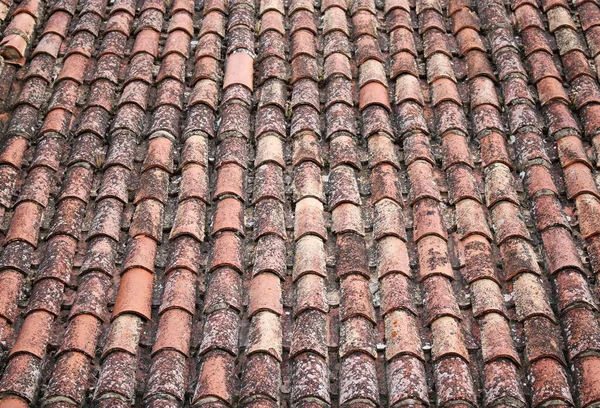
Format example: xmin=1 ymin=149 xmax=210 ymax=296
xmin=0 ymin=1 xmax=112 ymax=405
xmin=391 ymin=0 xmax=478 ymax=404
xmin=325 ymin=0 xmax=381 ymax=404
xmin=445 ymin=0 xmax=534 ymax=405
xmin=478 ymin=0 xmax=583 ymax=404
xmin=0 ymin=0 xmax=122 ymax=405
xmin=506 ymin=0 xmax=600 ymax=405
xmin=374 ymin=1 xmax=431 ymax=405
xmin=91 ymin=0 xmax=186 ymax=405
xmin=288 ymin=0 xmax=331 ymax=405
xmin=37 ymin=1 xmax=141 ymax=404
xmin=141 ymin=1 xmax=201 ymax=405
xmin=238 ymin=0 xmax=287 ymax=405
xmin=190 ymin=0 xmax=255 ymax=404
xmin=436 ymin=0 xmax=530 ymax=405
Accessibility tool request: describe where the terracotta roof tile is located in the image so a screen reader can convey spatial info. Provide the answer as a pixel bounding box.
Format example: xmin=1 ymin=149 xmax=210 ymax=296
xmin=1 ymin=0 xmax=600 ymax=404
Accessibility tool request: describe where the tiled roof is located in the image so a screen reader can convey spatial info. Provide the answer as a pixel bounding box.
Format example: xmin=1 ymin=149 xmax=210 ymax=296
xmin=0 ymin=0 xmax=600 ymax=405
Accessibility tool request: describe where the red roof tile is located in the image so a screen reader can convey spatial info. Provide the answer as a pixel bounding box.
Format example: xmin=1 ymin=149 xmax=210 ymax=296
xmin=1 ymin=0 xmax=600 ymax=405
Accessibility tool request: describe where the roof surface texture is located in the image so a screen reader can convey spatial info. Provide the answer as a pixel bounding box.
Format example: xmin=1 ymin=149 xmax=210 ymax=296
xmin=0 ymin=0 xmax=599 ymax=406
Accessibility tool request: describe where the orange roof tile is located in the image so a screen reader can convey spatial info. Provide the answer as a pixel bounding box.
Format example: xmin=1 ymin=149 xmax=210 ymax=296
xmin=1 ymin=0 xmax=600 ymax=405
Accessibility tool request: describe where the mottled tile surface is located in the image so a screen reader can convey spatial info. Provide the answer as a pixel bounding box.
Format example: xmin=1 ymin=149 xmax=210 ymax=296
xmin=0 ymin=0 xmax=600 ymax=406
